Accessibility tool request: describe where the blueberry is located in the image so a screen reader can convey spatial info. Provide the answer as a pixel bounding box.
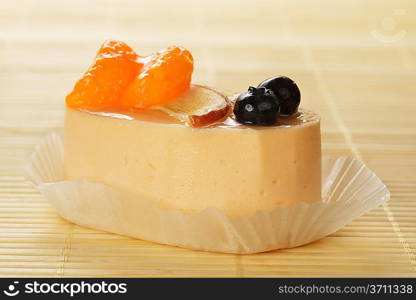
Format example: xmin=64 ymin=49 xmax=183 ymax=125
xmin=233 ymin=86 xmax=280 ymax=126
xmin=258 ymin=76 xmax=300 ymax=115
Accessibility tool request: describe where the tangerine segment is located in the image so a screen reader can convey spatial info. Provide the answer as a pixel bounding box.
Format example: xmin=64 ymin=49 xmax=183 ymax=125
xmin=66 ymin=40 xmax=142 ymax=109
xmin=121 ymin=46 xmax=193 ymax=109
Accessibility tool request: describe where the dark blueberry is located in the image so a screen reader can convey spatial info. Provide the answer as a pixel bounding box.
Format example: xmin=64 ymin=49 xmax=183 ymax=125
xmin=233 ymin=86 xmax=280 ymax=126
xmin=258 ymin=76 xmax=300 ymax=115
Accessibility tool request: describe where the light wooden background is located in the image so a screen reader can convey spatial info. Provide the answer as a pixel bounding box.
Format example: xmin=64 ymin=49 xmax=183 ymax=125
xmin=0 ymin=0 xmax=415 ymax=277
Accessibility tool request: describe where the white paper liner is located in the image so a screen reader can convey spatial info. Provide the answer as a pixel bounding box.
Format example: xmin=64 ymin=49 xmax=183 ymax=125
xmin=25 ymin=133 xmax=390 ymax=254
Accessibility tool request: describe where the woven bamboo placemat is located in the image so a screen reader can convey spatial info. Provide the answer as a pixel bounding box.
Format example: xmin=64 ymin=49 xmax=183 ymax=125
xmin=0 ymin=0 xmax=415 ymax=277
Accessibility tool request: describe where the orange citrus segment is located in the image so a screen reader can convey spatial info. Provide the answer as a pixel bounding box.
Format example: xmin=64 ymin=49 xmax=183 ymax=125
xmin=66 ymin=40 xmax=142 ymax=109
xmin=153 ymin=85 xmax=230 ymax=127
xmin=121 ymin=46 xmax=193 ymax=109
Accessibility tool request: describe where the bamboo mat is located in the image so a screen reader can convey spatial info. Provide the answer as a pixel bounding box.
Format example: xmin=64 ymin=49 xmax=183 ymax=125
xmin=0 ymin=0 xmax=415 ymax=277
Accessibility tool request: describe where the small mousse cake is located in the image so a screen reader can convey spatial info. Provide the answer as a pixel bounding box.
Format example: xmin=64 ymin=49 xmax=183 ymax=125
xmin=64 ymin=40 xmax=321 ymax=217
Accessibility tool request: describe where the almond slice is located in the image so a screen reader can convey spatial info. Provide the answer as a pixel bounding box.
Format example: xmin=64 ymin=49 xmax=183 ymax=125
xmin=153 ymin=84 xmax=230 ymax=127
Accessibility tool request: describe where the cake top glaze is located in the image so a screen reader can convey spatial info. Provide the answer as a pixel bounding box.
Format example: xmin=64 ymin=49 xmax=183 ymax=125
xmin=79 ymin=107 xmax=319 ymax=130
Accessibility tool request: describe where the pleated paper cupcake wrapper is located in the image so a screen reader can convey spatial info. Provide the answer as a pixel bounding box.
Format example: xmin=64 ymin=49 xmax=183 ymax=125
xmin=25 ymin=133 xmax=390 ymax=254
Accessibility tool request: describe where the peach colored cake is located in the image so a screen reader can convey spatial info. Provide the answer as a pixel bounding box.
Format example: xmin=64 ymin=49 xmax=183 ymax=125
xmin=64 ymin=40 xmax=321 ymax=217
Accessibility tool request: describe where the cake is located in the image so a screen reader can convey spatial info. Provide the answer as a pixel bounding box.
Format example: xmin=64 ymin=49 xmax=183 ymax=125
xmin=64 ymin=40 xmax=321 ymax=217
